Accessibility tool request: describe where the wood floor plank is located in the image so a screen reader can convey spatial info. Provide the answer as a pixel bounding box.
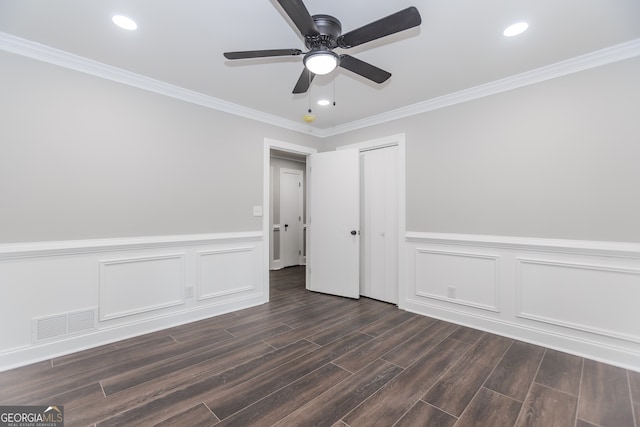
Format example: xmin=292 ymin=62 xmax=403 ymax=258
xmin=381 ymin=320 xmax=459 ymax=368
xmin=53 ymin=334 xmax=178 ymax=368
xmin=455 ymin=387 xmax=522 ymax=427
xmin=152 ymin=403 xmax=219 ymax=427
xmin=263 ymin=304 xmax=379 ymax=349
xmin=205 ymin=332 xmax=373 ymax=420
xmin=168 ymin=323 xmax=235 ymax=344
xmin=2 ymin=334 xmax=186 ymax=404
xmin=577 ymin=359 xmax=635 ymax=427
xmin=394 ymin=400 xmax=457 ymax=427
xmin=65 ymin=340 xmax=278 ymax=426
xmin=534 ymin=349 xmax=583 ymax=396
xmin=575 ymin=419 xmax=600 ymax=427
xmin=629 ymin=369 xmax=640 ymax=403
xmin=215 ymin=363 xmax=351 ymax=426
xmin=448 ymin=325 xmax=485 ymax=345
xmin=0 ymin=360 xmax=52 ymax=399
xmin=333 ymin=315 xmax=435 ymax=373
xmin=514 ymin=383 xmax=577 ymax=427
xmin=343 ymin=338 xmax=470 ymax=426
xmin=45 ymin=382 xmax=105 ymax=411
xmin=307 ymin=305 xmax=395 ymax=346
xmin=484 ymin=341 xmax=545 ymax=402
xmin=100 ymin=337 xmax=274 ymax=395
xmin=357 ymin=309 xmax=418 ymax=337
xmin=273 ymin=359 xmax=403 ymax=427
xmin=279 ymin=298 xmax=355 ymax=329
xmin=73 ymin=340 xmax=318 ymax=426
xmin=422 ymin=333 xmax=513 ymax=417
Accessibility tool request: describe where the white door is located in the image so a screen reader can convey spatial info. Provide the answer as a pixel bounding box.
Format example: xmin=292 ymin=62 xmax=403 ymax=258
xmin=360 ymin=146 xmax=399 ymax=303
xmin=308 ymin=149 xmax=360 ymax=299
xmin=280 ymin=169 xmax=303 ymax=267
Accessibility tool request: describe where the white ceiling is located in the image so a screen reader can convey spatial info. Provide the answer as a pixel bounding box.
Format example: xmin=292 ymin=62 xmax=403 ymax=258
xmin=1 ymin=0 xmax=639 ymax=132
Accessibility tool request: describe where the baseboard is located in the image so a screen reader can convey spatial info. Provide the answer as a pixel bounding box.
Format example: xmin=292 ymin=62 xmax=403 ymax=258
xmin=404 ymin=232 xmax=640 ymax=371
xmin=0 ymin=232 xmax=265 ymax=371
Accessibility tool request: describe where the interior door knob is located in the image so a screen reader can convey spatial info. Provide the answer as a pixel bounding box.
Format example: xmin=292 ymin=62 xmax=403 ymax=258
xmin=350 ymin=230 xmax=357 ymax=236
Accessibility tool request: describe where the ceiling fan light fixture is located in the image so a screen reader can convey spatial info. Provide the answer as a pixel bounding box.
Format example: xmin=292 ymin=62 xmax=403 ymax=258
xmin=304 ymin=50 xmax=339 ymax=75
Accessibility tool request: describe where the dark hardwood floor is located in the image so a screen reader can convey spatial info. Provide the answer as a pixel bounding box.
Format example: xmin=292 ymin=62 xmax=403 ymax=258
xmin=1 ymin=266 xmax=638 ymax=426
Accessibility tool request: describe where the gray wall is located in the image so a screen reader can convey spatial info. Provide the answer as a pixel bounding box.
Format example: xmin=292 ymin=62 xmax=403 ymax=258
xmin=324 ymin=57 xmax=640 ymax=243
xmin=3 ymin=50 xmax=638 ymax=244
xmin=0 ymin=51 xmax=320 ymax=243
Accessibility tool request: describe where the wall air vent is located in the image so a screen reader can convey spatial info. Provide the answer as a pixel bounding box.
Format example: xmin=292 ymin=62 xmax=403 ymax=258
xmin=32 ymin=308 xmax=97 ymax=343
xmin=35 ymin=315 xmax=67 ymax=341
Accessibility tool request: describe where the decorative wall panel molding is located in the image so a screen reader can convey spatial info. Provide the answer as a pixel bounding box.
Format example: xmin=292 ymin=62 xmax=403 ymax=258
xmin=405 ymin=232 xmax=640 ymax=370
xmin=0 ymin=232 xmax=265 ymax=372
xmin=516 ymin=258 xmax=640 ymax=344
xmin=197 ymin=247 xmax=256 ymax=300
xmin=414 ymin=248 xmax=499 ymax=313
xmin=99 ymin=254 xmax=185 ymax=321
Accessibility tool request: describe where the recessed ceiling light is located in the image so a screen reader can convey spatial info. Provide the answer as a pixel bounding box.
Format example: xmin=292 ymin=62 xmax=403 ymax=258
xmin=112 ymin=15 xmax=138 ymax=31
xmin=317 ymin=99 xmax=331 ymax=106
xmin=503 ymin=22 xmax=528 ymax=37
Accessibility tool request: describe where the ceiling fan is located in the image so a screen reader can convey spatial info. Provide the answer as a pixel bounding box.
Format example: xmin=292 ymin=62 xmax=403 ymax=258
xmin=223 ymin=0 xmax=422 ymax=94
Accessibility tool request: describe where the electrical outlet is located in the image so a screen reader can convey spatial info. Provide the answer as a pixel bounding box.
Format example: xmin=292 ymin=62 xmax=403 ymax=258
xmin=447 ymin=286 xmax=456 ymax=299
xmin=185 ymin=286 xmax=194 ymax=298
xmin=253 ymin=205 xmax=263 ymax=217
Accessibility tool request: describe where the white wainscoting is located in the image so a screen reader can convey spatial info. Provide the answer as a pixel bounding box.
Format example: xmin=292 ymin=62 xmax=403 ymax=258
xmin=99 ymin=254 xmax=185 ymax=321
xmin=197 ymin=248 xmax=257 ymax=300
xmin=0 ymin=232 xmax=265 ymax=371
xmin=415 ymin=249 xmax=500 ymax=313
xmin=405 ymin=232 xmax=640 ymax=371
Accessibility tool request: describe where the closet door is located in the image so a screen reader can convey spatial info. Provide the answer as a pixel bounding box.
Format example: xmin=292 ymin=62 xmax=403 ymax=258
xmin=361 ymin=146 xmax=398 ymax=303
xmin=308 ymin=149 xmax=360 ymax=299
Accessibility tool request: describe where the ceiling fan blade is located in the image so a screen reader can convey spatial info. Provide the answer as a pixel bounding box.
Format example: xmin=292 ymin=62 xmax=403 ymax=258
xmin=276 ymin=0 xmax=319 ymax=36
xmin=337 ymin=6 xmax=422 ymax=48
xmin=293 ymin=68 xmax=315 ymax=94
xmin=339 ymin=54 xmax=391 ymax=84
xmin=224 ymin=49 xmax=302 ymax=60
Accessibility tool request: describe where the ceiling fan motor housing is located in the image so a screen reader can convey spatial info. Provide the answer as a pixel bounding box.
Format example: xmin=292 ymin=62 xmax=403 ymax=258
xmin=305 ymin=15 xmax=342 ymax=50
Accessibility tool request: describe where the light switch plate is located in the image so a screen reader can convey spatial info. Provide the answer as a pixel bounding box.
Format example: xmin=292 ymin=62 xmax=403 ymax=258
xmin=253 ymin=205 xmax=263 ymax=217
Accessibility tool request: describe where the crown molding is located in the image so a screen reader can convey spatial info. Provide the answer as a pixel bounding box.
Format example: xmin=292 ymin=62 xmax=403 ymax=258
xmin=2 ymin=32 xmax=639 ymax=139
xmin=0 ymin=32 xmax=315 ymax=135
xmin=317 ymin=38 xmax=640 ymax=138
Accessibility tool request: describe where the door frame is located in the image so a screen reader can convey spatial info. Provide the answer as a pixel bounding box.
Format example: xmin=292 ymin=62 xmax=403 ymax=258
xmin=263 ymin=138 xmax=317 ymax=303
xmin=337 ymin=133 xmax=407 ymax=309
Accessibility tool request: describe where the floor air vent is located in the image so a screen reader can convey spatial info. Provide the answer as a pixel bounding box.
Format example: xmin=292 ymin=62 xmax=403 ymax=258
xmin=33 ymin=309 xmax=97 ymax=342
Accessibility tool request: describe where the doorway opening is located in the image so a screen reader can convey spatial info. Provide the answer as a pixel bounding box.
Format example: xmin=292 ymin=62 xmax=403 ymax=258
xmin=269 ymin=150 xmax=307 ymax=270
xmin=262 ymin=135 xmax=406 ymax=308
xmin=262 ymin=139 xmax=317 ymax=303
